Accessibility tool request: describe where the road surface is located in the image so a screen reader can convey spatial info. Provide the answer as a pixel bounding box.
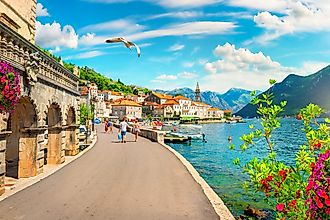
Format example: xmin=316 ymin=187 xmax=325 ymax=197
xmin=0 ymin=127 xmax=218 ymax=220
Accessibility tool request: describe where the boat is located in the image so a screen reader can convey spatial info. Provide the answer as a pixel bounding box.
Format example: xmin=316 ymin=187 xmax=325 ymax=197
xmin=170 ymin=132 xmax=203 ymax=140
xmin=179 ymin=124 xmax=203 ymax=129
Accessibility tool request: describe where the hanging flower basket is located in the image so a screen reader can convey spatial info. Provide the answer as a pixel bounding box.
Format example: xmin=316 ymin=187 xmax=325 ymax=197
xmin=0 ymin=61 xmax=21 ymax=113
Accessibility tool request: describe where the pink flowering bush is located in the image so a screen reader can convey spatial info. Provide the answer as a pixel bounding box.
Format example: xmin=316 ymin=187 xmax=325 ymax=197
xmin=231 ymin=80 xmax=330 ymax=219
xmin=0 ymin=61 xmax=21 ymax=113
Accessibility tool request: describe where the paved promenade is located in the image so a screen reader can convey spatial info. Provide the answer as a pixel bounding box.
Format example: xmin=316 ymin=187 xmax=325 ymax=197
xmin=0 ymin=128 xmax=219 ymax=220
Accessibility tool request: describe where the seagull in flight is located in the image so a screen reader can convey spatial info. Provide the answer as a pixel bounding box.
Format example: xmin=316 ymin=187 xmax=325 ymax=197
xmin=105 ymin=37 xmax=141 ymax=58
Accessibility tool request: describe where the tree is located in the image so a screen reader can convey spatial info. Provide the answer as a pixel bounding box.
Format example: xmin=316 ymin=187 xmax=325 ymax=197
xmin=231 ymin=80 xmax=330 ymax=219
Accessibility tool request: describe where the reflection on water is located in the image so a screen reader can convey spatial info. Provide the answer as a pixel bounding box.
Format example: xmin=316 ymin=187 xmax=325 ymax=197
xmin=168 ymin=119 xmax=306 ymax=217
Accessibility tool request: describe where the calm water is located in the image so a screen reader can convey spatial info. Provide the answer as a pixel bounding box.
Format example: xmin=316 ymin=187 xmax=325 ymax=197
xmin=168 ymin=119 xmax=307 ymax=217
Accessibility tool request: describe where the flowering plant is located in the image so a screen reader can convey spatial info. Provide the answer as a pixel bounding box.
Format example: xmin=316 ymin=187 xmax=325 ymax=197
xmin=231 ymin=80 xmax=330 ymax=219
xmin=0 ymin=61 xmax=21 ymax=113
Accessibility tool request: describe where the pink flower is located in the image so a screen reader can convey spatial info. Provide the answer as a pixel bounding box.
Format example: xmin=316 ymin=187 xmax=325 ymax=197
xmin=276 ymin=203 xmax=285 ymax=212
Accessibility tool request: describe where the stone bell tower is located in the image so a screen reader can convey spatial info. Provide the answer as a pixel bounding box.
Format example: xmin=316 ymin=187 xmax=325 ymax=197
xmin=0 ymin=0 xmax=37 ymax=43
xmin=195 ymin=82 xmax=201 ymax=102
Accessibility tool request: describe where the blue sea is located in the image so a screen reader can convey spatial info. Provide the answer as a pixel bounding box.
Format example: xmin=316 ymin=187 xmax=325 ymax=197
xmin=168 ymin=119 xmax=307 ymax=217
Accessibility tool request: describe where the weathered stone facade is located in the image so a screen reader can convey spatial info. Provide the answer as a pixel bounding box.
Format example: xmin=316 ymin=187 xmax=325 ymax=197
xmin=0 ymin=20 xmax=80 ymax=195
xmin=0 ymin=0 xmax=36 ymax=43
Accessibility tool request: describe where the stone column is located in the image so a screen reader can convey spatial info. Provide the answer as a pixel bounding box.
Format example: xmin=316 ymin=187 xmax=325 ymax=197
xmin=0 ymin=114 xmax=8 ymax=195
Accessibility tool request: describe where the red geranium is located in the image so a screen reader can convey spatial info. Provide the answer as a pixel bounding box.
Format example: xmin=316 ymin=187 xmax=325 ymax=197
xmin=0 ymin=61 xmax=20 ymax=113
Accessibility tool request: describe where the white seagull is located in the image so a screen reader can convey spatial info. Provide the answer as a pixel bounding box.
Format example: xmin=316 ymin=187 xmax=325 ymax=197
xmin=105 ymin=37 xmax=141 ymax=58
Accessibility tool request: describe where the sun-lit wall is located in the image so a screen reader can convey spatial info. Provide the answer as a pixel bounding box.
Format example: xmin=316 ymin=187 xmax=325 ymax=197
xmin=0 ymin=0 xmax=36 ymax=43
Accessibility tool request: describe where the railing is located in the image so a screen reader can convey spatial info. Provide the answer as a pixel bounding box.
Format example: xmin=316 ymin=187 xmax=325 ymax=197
xmin=0 ymin=22 xmax=79 ymax=95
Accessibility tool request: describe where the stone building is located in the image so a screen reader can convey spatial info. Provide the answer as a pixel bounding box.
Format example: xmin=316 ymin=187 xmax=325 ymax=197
xmin=0 ymin=0 xmax=80 ymax=195
xmin=112 ymin=99 xmax=142 ymax=120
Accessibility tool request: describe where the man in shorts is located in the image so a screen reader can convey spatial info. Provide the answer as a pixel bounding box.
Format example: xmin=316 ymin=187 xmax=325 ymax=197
xmin=119 ymin=117 xmax=128 ymax=143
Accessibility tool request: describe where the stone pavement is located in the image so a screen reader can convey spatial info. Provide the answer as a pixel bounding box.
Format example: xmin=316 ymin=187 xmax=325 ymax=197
xmin=0 ymin=127 xmax=219 ymax=220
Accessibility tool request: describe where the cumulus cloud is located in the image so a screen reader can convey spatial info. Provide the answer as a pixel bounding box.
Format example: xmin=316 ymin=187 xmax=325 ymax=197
xmin=36 ymin=21 xmax=79 ymax=49
xmin=238 ymin=1 xmax=330 ymax=44
xmin=168 ymin=44 xmax=185 ymax=52
xmin=178 ymin=71 xmax=198 ymax=79
xmin=202 ymin=42 xmax=318 ymax=92
xmin=152 ymin=71 xmax=199 ymax=85
xmin=36 ymin=3 xmax=50 ymax=17
xmin=156 ymin=74 xmax=178 ymax=80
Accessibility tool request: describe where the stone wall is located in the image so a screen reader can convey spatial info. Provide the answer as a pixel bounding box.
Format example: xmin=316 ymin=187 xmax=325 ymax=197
xmin=0 ymin=16 xmax=80 ymax=195
xmin=0 ymin=0 xmax=36 ymax=43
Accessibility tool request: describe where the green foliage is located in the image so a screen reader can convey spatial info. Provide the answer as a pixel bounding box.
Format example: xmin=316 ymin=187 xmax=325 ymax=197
xmin=37 ymin=46 xmax=150 ymax=95
xmin=80 ymin=104 xmax=93 ymax=125
xmin=231 ymin=80 xmax=330 ymax=219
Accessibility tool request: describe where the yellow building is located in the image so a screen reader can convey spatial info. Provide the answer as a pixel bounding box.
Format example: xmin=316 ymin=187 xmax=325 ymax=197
xmin=0 ymin=0 xmax=36 ymax=43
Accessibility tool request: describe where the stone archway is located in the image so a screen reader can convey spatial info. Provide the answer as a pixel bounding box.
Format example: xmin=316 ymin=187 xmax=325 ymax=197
xmin=65 ymin=106 xmax=78 ymax=156
xmin=47 ymin=103 xmax=63 ymax=164
xmin=6 ymin=97 xmax=38 ymax=178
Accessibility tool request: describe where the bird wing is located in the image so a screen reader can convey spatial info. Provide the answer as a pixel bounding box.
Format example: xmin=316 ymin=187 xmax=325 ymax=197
xmin=132 ymin=43 xmax=141 ymax=58
xmin=105 ymin=37 xmax=141 ymax=57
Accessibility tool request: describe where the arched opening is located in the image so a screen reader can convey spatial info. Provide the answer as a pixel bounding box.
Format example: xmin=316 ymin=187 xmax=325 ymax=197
xmin=6 ymin=97 xmax=38 ymax=178
xmin=65 ymin=107 xmax=78 ymax=156
xmin=47 ymin=103 xmax=63 ymax=164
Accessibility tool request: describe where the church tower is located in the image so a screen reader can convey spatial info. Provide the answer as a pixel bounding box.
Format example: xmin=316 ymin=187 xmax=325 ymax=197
xmin=195 ymin=82 xmax=201 ymax=102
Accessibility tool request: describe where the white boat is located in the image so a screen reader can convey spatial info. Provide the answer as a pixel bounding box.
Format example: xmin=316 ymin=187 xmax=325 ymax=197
xmin=170 ymin=132 xmax=203 ymax=140
xmin=179 ymin=124 xmax=203 ymax=129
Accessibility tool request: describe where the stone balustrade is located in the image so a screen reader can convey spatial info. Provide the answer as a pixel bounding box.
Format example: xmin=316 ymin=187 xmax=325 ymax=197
xmin=0 ymin=22 xmax=79 ymax=95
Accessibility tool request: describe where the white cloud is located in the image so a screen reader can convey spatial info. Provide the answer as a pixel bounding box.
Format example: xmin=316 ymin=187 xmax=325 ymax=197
xmin=146 ymin=11 xmax=203 ymax=20
xmin=227 ymin=0 xmax=288 ymax=13
xmin=239 ymin=1 xmax=330 ymax=44
xmin=81 ymin=21 xmax=236 ymax=46
xmin=182 ymin=61 xmax=195 ymax=68
xmin=156 ymin=74 xmax=178 ymax=80
xmin=127 ymin=21 xmax=236 ymax=41
xmin=36 ymin=3 xmax=50 ymax=17
xmin=80 ymin=19 xmax=146 ymax=34
xmin=168 ymin=44 xmax=185 ymax=52
xmin=178 ymin=71 xmax=198 ymax=79
xmin=203 ymin=42 xmax=311 ymax=92
xmin=64 ymin=50 xmax=106 ymax=60
xmin=36 ymin=21 xmax=79 ymax=49
xmin=154 ymin=0 xmax=221 ymax=8
xmin=86 ymin=0 xmax=221 ymax=8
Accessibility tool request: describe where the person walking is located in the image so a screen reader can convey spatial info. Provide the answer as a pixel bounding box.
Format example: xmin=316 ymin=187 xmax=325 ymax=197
xmin=107 ymin=120 xmax=113 ymax=133
xmin=119 ymin=117 xmax=128 ymax=143
xmin=104 ymin=119 xmax=108 ymax=133
xmin=133 ymin=120 xmax=141 ymax=142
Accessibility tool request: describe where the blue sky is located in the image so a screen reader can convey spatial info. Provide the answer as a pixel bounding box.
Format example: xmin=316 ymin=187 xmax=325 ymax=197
xmin=36 ymin=0 xmax=330 ymax=93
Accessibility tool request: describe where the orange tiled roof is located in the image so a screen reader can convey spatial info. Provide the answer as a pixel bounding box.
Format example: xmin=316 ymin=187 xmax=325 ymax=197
xmin=80 ymin=86 xmax=89 ymax=96
xmin=163 ymin=99 xmax=179 ymax=106
xmin=224 ymin=110 xmax=232 ymax=113
xmin=174 ymin=95 xmax=190 ymax=101
xmin=153 ymin=92 xmax=172 ymax=100
xmin=112 ymin=99 xmax=142 ymax=107
xmin=193 ymin=102 xmax=209 ymax=107
xmin=208 ymin=107 xmax=221 ymax=111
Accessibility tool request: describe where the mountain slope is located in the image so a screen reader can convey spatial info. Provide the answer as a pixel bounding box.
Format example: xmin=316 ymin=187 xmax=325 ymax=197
xmin=154 ymin=88 xmax=258 ymax=112
xmin=236 ymin=65 xmax=330 ymax=117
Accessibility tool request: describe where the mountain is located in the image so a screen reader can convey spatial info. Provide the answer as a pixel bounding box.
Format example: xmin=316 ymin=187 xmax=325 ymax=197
xmin=237 ymin=65 xmax=330 ymax=117
xmin=154 ymin=88 xmax=259 ymax=112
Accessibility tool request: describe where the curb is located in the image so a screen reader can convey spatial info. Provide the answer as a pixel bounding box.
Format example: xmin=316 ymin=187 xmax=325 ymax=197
xmin=160 ymin=142 xmax=235 ymax=220
xmin=0 ymin=136 xmax=98 ymax=202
